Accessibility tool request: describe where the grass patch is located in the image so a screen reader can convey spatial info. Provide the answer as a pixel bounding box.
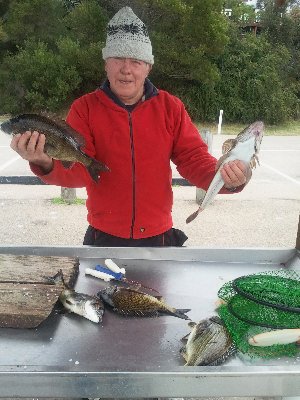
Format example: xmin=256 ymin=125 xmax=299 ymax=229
xmin=51 ymin=197 xmax=85 ymax=205
xmin=0 ymin=115 xmax=10 ymax=123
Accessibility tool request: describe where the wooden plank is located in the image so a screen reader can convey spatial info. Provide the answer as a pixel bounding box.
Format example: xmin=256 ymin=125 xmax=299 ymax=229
xmin=0 ymin=254 xmax=79 ymax=328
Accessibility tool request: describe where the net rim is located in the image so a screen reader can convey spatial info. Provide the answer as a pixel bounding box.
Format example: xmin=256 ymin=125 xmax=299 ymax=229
xmin=232 ymin=275 xmax=300 ymax=314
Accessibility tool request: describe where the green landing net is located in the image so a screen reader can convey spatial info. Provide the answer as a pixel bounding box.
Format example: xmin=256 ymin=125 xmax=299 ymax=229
xmin=217 ymin=269 xmax=300 ymax=358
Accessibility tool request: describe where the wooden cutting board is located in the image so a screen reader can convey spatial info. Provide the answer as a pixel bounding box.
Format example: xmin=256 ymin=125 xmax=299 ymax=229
xmin=0 ymin=254 xmax=79 ymax=328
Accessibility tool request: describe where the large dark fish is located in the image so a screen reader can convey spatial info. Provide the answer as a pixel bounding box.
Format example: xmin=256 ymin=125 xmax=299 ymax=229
xmin=180 ymin=316 xmax=236 ymax=366
xmin=46 ymin=270 xmax=105 ymax=323
xmin=98 ymin=285 xmax=191 ymax=320
xmin=186 ymin=121 xmax=264 ymax=223
xmin=1 ymin=113 xmax=109 ymax=182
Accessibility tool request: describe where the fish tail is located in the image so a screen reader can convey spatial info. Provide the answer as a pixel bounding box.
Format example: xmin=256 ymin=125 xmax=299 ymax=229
xmin=186 ymin=207 xmax=203 ymax=224
xmin=170 ymin=308 xmax=191 ymax=320
xmin=88 ymin=159 xmax=110 ymax=183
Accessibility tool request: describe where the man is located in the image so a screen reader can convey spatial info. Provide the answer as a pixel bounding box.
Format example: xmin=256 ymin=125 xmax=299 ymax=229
xmin=10 ymin=7 xmax=251 ymax=247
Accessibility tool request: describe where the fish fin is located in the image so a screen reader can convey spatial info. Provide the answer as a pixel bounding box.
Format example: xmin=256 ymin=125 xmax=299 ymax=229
xmin=209 ymin=316 xmax=223 ymax=325
xmin=222 ymin=138 xmax=237 ymax=155
xmin=153 ymin=295 xmax=164 ymax=300
xmin=180 ymin=333 xmax=190 ymax=342
xmin=61 ymin=161 xmax=73 ymax=169
xmin=179 ymin=346 xmax=188 ymax=361
xmin=87 ymin=159 xmax=110 ymax=183
xmin=250 ymin=154 xmax=259 ymax=169
xmin=178 ymin=308 xmax=192 ymax=314
xmin=115 ymin=308 xmax=159 ymax=318
xmin=167 ymin=308 xmax=191 ymax=320
xmin=186 ymin=207 xmax=203 ymax=224
xmin=43 ymin=269 xmax=65 ymax=287
xmin=215 ymin=152 xmax=231 ymax=170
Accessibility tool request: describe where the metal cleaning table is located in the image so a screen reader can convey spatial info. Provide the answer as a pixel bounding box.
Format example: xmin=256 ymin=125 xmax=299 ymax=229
xmin=0 ymin=245 xmax=299 ymax=398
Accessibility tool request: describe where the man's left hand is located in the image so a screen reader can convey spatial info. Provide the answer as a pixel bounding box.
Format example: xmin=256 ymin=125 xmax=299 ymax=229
xmin=220 ymin=160 xmax=252 ymax=190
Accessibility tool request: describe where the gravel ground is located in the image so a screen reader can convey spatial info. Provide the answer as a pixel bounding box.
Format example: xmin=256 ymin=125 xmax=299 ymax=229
xmin=0 ymin=184 xmax=299 ymax=248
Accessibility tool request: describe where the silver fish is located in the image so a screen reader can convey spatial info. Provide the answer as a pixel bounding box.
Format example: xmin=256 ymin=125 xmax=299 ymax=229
xmin=47 ymin=270 xmax=104 ymax=323
xmin=180 ymin=316 xmax=236 ymax=366
xmin=186 ymin=121 xmax=264 ymax=223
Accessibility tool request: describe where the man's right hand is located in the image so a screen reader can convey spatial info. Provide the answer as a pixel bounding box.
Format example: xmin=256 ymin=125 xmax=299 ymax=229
xmin=10 ymin=131 xmax=54 ymax=174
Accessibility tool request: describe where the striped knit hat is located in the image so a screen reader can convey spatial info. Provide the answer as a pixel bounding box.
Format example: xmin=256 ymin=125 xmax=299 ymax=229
xmin=102 ymin=7 xmax=154 ymax=65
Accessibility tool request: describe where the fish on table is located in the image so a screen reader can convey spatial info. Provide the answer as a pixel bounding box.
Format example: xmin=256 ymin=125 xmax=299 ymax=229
xmin=186 ymin=120 xmax=264 ymax=223
xmin=1 ymin=113 xmax=109 ymax=183
xmin=97 ymin=285 xmax=191 ymax=320
xmin=46 ymin=270 xmax=104 ymax=323
xmin=180 ymin=316 xmax=236 ymax=366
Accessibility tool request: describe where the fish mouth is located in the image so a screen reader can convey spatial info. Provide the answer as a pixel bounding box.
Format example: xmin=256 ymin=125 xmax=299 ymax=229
xmin=252 ymin=121 xmax=264 ymax=136
xmin=0 ymin=121 xmax=11 ymax=133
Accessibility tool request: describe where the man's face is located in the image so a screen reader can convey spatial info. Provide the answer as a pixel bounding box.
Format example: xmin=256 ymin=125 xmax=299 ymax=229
xmin=105 ymin=57 xmax=152 ymax=105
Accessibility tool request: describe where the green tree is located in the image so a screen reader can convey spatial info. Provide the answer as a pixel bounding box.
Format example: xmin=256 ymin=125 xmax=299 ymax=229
xmin=4 ymin=0 xmax=67 ymax=47
xmin=64 ymin=0 xmax=108 ymax=45
xmin=0 ymin=41 xmax=81 ymax=114
xmin=215 ymin=31 xmax=298 ymax=123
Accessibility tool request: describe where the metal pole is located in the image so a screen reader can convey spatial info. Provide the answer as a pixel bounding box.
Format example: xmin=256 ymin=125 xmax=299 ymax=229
xmin=61 ymin=187 xmax=76 ymax=204
xmin=217 ymin=109 xmax=223 ymax=135
xmin=296 ymin=214 xmax=300 ymax=250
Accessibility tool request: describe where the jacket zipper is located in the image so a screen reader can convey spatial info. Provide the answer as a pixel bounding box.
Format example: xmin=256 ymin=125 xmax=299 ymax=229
xmin=128 ymin=112 xmax=136 ymax=238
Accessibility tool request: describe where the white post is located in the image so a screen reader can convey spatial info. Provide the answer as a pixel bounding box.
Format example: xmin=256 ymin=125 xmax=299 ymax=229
xmin=217 ymin=109 xmax=223 ymax=135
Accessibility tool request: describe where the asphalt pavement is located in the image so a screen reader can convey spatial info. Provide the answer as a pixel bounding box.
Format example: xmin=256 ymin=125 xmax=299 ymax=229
xmin=0 ymin=133 xmax=299 ymax=248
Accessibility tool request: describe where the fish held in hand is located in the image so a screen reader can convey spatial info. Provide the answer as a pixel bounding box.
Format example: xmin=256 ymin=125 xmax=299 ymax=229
xmin=186 ymin=121 xmax=264 ymax=223
xmin=46 ymin=270 xmax=104 ymax=323
xmin=180 ymin=316 xmax=236 ymax=366
xmin=1 ymin=113 xmax=109 ymax=182
xmin=98 ymin=285 xmax=191 ymax=320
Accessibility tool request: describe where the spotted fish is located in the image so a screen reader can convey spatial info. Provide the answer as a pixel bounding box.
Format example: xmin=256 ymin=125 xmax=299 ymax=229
xmin=1 ymin=113 xmax=109 ymax=182
xmin=98 ymin=285 xmax=191 ymax=320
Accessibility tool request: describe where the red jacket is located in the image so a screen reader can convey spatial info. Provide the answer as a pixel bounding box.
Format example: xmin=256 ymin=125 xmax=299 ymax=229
xmin=31 ymin=84 xmax=233 ymax=239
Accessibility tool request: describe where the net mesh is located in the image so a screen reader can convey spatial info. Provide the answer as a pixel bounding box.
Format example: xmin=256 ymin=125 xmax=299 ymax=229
xmin=217 ymin=269 xmax=300 ymax=358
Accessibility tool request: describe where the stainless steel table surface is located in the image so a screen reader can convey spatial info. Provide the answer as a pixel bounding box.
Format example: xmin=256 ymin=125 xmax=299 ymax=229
xmin=0 ymin=245 xmax=299 ymax=398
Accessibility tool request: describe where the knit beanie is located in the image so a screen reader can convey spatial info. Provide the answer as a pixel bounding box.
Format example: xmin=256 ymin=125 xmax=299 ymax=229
xmin=102 ymin=7 xmax=154 ymax=65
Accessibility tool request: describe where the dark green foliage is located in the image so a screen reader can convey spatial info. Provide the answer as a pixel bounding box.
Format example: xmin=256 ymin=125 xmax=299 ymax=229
xmin=4 ymin=0 xmax=67 ymax=47
xmin=214 ymin=31 xmax=298 ymax=123
xmin=64 ymin=0 xmax=108 ymax=45
xmin=0 ymin=41 xmax=81 ymax=113
xmin=0 ymin=0 xmax=299 ymax=123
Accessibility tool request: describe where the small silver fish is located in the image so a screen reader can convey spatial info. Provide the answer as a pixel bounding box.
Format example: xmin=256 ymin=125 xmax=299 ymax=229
xmin=47 ymin=270 xmax=104 ymax=323
xmin=186 ymin=121 xmax=264 ymax=223
xmin=180 ymin=316 xmax=236 ymax=366
xmin=98 ymin=285 xmax=191 ymax=320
